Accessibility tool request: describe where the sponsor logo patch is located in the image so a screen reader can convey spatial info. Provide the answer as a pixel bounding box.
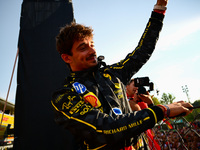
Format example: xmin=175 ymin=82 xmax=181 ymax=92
xmin=112 ymin=107 xmax=122 ymax=115
xmin=83 ymin=92 xmax=101 ymax=108
xmin=72 ymin=82 xmax=86 ymax=94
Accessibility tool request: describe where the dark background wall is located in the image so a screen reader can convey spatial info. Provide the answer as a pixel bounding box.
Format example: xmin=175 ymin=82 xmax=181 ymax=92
xmin=14 ymin=0 xmax=78 ymax=149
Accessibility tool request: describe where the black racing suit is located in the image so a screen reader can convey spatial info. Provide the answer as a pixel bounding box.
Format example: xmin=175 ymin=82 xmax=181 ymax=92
xmin=51 ymin=12 xmax=165 ymax=150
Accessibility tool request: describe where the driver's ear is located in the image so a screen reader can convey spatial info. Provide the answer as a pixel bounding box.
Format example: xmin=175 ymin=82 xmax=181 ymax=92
xmin=61 ymin=54 xmax=72 ymax=64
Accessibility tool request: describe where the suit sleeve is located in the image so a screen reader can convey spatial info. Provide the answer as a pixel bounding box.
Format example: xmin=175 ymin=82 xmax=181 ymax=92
xmin=51 ymin=86 xmax=164 ymax=147
xmin=108 ymin=11 xmax=165 ymax=85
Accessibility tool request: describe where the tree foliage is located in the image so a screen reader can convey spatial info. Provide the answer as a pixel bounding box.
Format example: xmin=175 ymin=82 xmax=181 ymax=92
xmin=160 ymin=93 xmax=176 ymax=105
xmin=192 ymin=99 xmax=200 ymax=107
xmin=184 ymin=99 xmax=200 ymax=122
xmin=191 ymin=100 xmax=200 ymax=116
xmin=152 ymin=97 xmax=160 ymax=105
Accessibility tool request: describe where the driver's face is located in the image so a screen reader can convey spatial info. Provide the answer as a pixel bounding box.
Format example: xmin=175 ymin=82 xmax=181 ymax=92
xmin=63 ymin=37 xmax=98 ymax=72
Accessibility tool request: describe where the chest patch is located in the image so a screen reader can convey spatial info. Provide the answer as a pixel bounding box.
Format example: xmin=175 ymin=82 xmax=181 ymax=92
xmin=112 ymin=107 xmax=122 ymax=115
xmin=83 ymin=92 xmax=101 ymax=108
xmin=72 ymin=82 xmax=86 ymax=94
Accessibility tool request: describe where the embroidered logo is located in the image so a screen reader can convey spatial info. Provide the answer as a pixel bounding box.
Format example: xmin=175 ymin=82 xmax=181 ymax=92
xmin=72 ymin=82 xmax=86 ymax=94
xmin=103 ymin=73 xmax=112 ymax=80
xmin=83 ymin=92 xmax=101 ymax=108
xmin=114 ymin=83 xmax=121 ymax=89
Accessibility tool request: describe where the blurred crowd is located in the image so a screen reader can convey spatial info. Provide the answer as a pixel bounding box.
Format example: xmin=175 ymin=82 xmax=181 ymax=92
xmin=154 ymin=121 xmax=200 ymax=150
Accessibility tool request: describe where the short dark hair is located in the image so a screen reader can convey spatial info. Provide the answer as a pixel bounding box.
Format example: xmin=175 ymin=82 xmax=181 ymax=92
xmin=127 ymin=78 xmax=134 ymax=86
xmin=56 ymin=22 xmax=94 ymax=55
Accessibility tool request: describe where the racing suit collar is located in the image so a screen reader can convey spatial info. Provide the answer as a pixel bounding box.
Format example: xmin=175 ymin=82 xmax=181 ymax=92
xmin=70 ymin=64 xmax=99 ymax=78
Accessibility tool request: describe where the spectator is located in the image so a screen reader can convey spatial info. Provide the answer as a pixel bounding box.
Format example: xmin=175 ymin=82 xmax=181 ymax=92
xmin=126 ymin=78 xmax=161 ymax=150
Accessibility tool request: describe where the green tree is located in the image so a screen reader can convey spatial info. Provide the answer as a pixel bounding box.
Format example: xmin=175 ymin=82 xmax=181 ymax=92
xmin=191 ymin=100 xmax=200 ymax=116
xmin=152 ymin=97 xmax=160 ymax=105
xmin=160 ymin=93 xmax=176 ymax=105
xmin=181 ymin=99 xmax=200 ymax=122
xmin=192 ymin=99 xmax=200 ymax=107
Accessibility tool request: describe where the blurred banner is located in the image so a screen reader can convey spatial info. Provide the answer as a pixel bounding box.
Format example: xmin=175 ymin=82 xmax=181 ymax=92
xmin=14 ymin=0 xmax=78 ymax=149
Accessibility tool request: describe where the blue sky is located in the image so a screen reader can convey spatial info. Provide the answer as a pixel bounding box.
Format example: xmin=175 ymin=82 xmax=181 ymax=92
xmin=0 ymin=0 xmax=200 ymax=104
